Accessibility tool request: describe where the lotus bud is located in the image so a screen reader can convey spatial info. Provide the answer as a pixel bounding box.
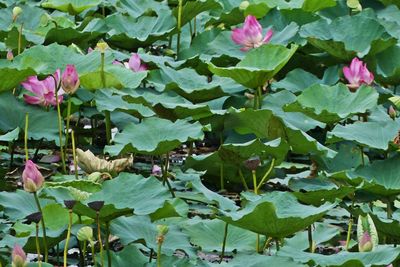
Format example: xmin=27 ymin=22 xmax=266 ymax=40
xmin=12 ymin=244 xmax=27 ymax=267
xmin=239 ymin=1 xmax=250 ymax=10
xmin=7 ymin=50 xmax=14 ymax=61
xmin=24 ymin=212 xmax=42 ymax=224
xmin=61 ymin=64 xmax=80 ymax=94
xmin=12 ymin=6 xmax=22 ymax=22
xmin=88 ymin=201 xmax=104 ymax=212
xmin=95 ymin=40 xmax=109 ymax=53
xmin=244 ymin=156 xmax=260 ymax=171
xmin=357 ymin=214 xmax=378 ymax=252
xmin=77 ymin=226 xmax=93 ymax=242
xmin=388 ymin=105 xmax=397 ymax=120
xmin=157 ymin=225 xmax=169 ymax=236
xmin=152 ymin=165 xmax=162 ymax=176
xmin=347 ymin=0 xmax=362 ymax=12
xmin=22 ymin=160 xmax=44 ymax=193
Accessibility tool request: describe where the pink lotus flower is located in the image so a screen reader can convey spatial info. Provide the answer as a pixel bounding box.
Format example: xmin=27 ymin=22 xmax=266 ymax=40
xmin=152 ymin=165 xmax=162 ymax=176
xmin=124 ymin=53 xmax=148 ymax=72
xmin=21 ymin=69 xmax=64 ymax=107
xmin=343 ymin=58 xmax=374 ymax=91
xmin=61 ymin=64 xmax=80 ymax=94
xmin=231 ymin=15 xmax=273 ymax=51
xmin=22 ymin=160 xmax=44 ymax=193
xmin=12 ymin=244 xmax=27 ymax=267
xmin=7 ymin=50 xmax=14 ymax=61
xmin=358 ymin=231 xmax=373 ymax=252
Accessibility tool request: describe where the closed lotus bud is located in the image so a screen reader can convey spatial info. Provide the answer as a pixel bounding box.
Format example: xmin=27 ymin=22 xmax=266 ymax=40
xmin=12 ymin=244 xmax=27 ymax=267
xmin=244 ymin=156 xmax=260 ymax=171
xmin=88 ymin=201 xmax=104 ymax=211
xmin=7 ymin=50 xmax=14 ymax=61
xmin=22 ymin=160 xmax=44 ymax=193
xmin=12 ymin=6 xmax=22 ymax=22
xmin=152 ymin=165 xmax=162 ymax=176
xmin=77 ymin=226 xmax=93 ymax=242
xmin=388 ymin=105 xmax=397 ymax=119
xmin=157 ymin=225 xmax=169 ymax=236
xmin=96 ymin=40 xmax=109 ymax=53
xmin=357 ymin=214 xmax=378 ymax=252
xmin=239 ymin=1 xmax=249 ymax=10
xmin=61 ymin=64 xmax=80 ymax=94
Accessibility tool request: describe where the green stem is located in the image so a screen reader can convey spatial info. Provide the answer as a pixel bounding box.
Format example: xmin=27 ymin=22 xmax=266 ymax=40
xmin=256 ymin=234 xmax=260 ymax=253
xmin=387 ymin=199 xmax=393 ymax=219
xmin=96 ymin=212 xmax=104 ymax=267
xmin=157 ymin=238 xmax=163 ymax=267
xmin=63 ymin=209 xmax=73 ymax=267
xmin=193 ymin=16 xmax=196 ymax=38
xmin=57 ymin=243 xmax=60 ymax=266
xmin=82 ymin=240 xmax=87 ymax=266
xmin=308 ymin=225 xmax=313 ymax=253
xmin=220 ymin=163 xmax=224 ymax=190
xmin=18 ymin=23 xmax=23 ymax=55
xmin=238 ymin=168 xmax=249 ymax=191
xmin=105 ymin=222 xmax=112 ymax=267
xmin=9 ymin=142 xmax=14 ymax=171
xmin=252 ymin=170 xmax=258 ymax=195
xmin=219 ymin=223 xmax=229 ymax=263
xmin=36 ymin=223 xmax=42 ymax=267
xmin=275 ymin=238 xmax=280 ymax=251
xmin=24 ymin=112 xmax=29 ymax=162
xmin=257 ymin=86 xmax=263 ymax=109
xmin=176 ymin=0 xmax=183 ymax=58
xmin=90 ymin=240 xmax=96 ymax=267
xmin=360 ymin=146 xmax=365 ymax=166
xmin=345 ymin=218 xmax=353 ymax=251
xmin=64 ymin=98 xmax=72 ymax=153
xmin=34 ymin=192 xmax=48 ymax=262
xmin=53 ymin=76 xmax=67 ymax=174
xmin=255 ymin=158 xmax=276 ymax=192
xmin=71 ymin=130 xmax=78 ymax=179
xmin=105 ymin=111 xmax=111 ymax=145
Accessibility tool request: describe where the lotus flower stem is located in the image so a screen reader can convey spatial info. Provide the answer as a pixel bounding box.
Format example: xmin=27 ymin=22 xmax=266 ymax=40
xmin=24 ymin=113 xmax=29 ymax=161
xmin=63 ymin=209 xmax=73 ymax=267
xmin=105 ymin=222 xmax=112 ymax=267
xmin=90 ymin=240 xmax=97 ymax=266
xmin=33 ymin=192 xmax=48 ymax=262
xmin=238 ymin=169 xmax=249 ymax=191
xmin=308 ymin=225 xmax=313 ymax=252
xmin=193 ymin=16 xmax=197 ymax=38
xmin=219 ymin=222 xmax=229 ymax=263
xmin=176 ymin=0 xmax=183 ymax=58
xmin=52 ymin=75 xmax=67 ymax=174
xmin=252 ymin=170 xmax=258 ymax=195
xmin=35 ymin=222 xmax=42 ymax=266
xmin=100 ymin=52 xmax=112 ymax=145
xmin=275 ymin=238 xmax=280 ymax=251
xmin=257 ymin=86 xmax=263 ymax=109
xmin=220 ymin=163 xmax=225 ymax=190
xmin=64 ymin=98 xmax=72 ymax=153
xmin=345 ymin=218 xmax=353 ymax=251
xmin=255 ymin=158 xmax=276 ymax=192
xmin=256 ymin=234 xmax=260 ymax=252
xmin=82 ymin=240 xmax=87 ymax=266
xmin=71 ymin=130 xmax=78 ymax=179
xmin=18 ymin=23 xmax=23 ymax=55
xmin=387 ymin=200 xmax=393 ymax=219
xmin=359 ymin=146 xmax=364 ymax=166
xmin=96 ymin=211 xmax=105 ymax=267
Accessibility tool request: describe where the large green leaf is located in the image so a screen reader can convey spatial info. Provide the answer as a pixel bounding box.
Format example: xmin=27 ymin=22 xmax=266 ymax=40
xmin=105 ymin=117 xmax=204 ymax=156
xmin=0 ymin=92 xmax=61 ymax=142
xmin=300 ymin=10 xmax=395 ymax=59
xmin=209 ymin=44 xmax=298 ymax=88
xmin=172 ymin=0 xmax=221 ymax=27
xmin=41 ymin=0 xmax=102 ymax=14
xmin=219 ymin=191 xmax=336 ymax=238
xmin=271 ymin=68 xmax=321 ymax=93
xmin=182 ymin=217 xmax=257 ymax=253
xmin=278 ymin=245 xmax=400 ymax=267
xmin=285 ymin=84 xmax=379 ymax=124
xmin=327 ymin=120 xmax=399 ymax=150
xmin=0 ymin=66 xmax=36 ymax=92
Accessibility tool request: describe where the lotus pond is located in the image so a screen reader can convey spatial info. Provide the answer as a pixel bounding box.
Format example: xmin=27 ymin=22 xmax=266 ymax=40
xmin=2 ymin=0 xmax=400 ymax=266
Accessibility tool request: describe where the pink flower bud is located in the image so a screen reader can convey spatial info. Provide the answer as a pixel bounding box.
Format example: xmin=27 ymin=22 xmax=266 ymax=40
xmin=12 ymin=244 xmax=27 ymax=267
xmin=152 ymin=165 xmax=162 ymax=176
xmin=231 ymin=15 xmax=273 ymax=51
xmin=358 ymin=231 xmax=373 ymax=252
xmin=7 ymin=50 xmax=14 ymax=61
xmin=22 ymin=160 xmax=44 ymax=193
xmin=127 ymin=53 xmax=147 ymax=72
xmin=343 ymin=57 xmax=374 ymax=91
xmin=61 ymin=64 xmax=80 ymax=94
xmin=388 ymin=105 xmax=397 ymax=119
